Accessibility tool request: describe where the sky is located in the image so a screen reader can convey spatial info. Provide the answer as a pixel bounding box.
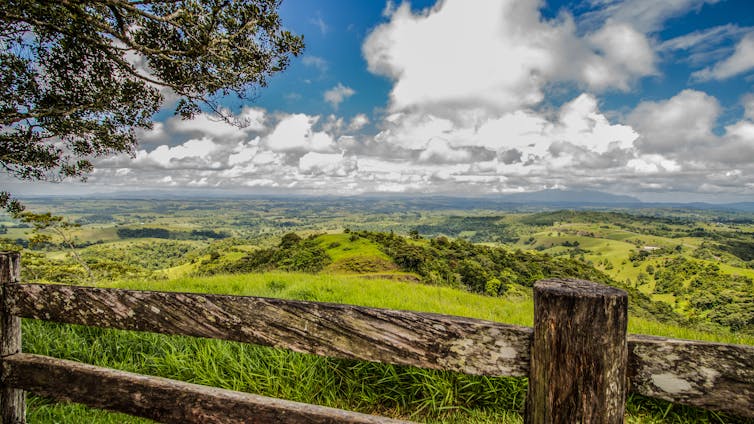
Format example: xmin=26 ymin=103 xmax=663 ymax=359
xmin=8 ymin=0 xmax=754 ymax=202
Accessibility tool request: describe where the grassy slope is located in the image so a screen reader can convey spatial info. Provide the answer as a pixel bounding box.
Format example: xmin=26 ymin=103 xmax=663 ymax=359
xmin=514 ymin=221 xmax=753 ymax=300
xmin=98 ymin=272 xmax=754 ymax=345
xmin=25 ymin=271 xmax=754 ymax=424
xmin=17 ymin=217 xmax=754 ymax=423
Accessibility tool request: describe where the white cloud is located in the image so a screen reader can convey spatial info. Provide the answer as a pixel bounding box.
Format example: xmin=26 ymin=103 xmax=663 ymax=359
xmin=627 ymin=89 xmax=754 ymax=169
xmin=692 ymin=33 xmax=754 ymax=80
xmin=363 ymin=0 xmax=656 ymax=120
xmin=376 ymin=113 xmax=455 ymax=149
xmin=627 ymin=154 xmax=682 ymax=174
xmin=553 ymin=94 xmax=637 ymax=153
xmin=382 ymin=0 xmax=397 ymax=18
xmin=162 ymin=108 xmax=265 ymax=141
xmin=417 ymin=138 xmax=473 ymax=164
xmin=579 ymin=0 xmax=718 ymax=33
xmin=324 ymin=83 xmax=356 ymax=109
xmin=302 ymin=56 xmax=329 ymax=72
xmin=725 ymin=120 xmax=754 ymax=141
xmin=236 ymin=107 xmax=267 ymax=132
xmin=363 ymin=0 xmax=555 ymax=116
xmin=348 ymin=114 xmax=370 ymax=131
xmin=628 ymin=89 xmax=720 ymax=154
xmin=375 ymin=93 xmax=637 ymax=166
xmin=310 ymin=14 xmax=329 ymax=35
xmin=744 ymin=94 xmax=754 ymax=121
xmin=244 ymin=179 xmax=278 ymax=187
xmin=584 ymin=23 xmax=657 ymax=90
xmin=263 ymin=114 xmax=335 ymax=153
xmin=660 ymin=24 xmax=748 ymax=52
xmin=135 ymin=138 xmax=220 ymax=169
xmin=227 ymin=137 xmax=261 ymax=166
xmin=298 ymin=152 xmax=357 ymax=176
xmin=89 ymin=88 xmax=754 ymax=201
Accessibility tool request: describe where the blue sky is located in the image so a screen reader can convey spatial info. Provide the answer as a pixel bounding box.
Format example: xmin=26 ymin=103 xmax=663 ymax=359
xmin=257 ymin=0 xmax=754 ymax=129
xmin=8 ymin=0 xmax=754 ymax=202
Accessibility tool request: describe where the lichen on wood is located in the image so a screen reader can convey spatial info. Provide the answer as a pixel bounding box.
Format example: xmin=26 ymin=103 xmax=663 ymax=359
xmin=3 ymin=353 xmax=410 ymax=424
xmin=628 ymin=334 xmax=754 ymax=418
xmin=6 ymin=283 xmax=533 ymax=377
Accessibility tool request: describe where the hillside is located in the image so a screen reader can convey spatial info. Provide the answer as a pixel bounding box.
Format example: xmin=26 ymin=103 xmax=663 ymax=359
xmin=24 ymin=269 xmax=754 ymax=424
xmin=4 ymin=199 xmax=754 ymax=423
xmin=4 ymin=199 xmax=753 ymax=335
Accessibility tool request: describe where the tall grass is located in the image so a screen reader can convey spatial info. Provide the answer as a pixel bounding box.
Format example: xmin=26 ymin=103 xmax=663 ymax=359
xmin=22 ymin=272 xmax=754 ymax=423
xmin=23 ymin=321 xmax=527 ymax=423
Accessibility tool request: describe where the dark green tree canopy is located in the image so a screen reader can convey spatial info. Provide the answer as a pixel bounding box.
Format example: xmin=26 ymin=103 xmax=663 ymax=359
xmin=1 ymin=0 xmax=304 ymax=213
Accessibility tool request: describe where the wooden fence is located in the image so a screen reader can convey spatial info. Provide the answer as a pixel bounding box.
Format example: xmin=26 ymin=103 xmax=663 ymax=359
xmin=1 ymin=251 xmax=752 ymax=423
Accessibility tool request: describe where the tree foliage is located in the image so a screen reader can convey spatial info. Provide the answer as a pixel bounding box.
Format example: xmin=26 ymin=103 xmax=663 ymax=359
xmin=0 ymin=0 xmax=304 ymax=211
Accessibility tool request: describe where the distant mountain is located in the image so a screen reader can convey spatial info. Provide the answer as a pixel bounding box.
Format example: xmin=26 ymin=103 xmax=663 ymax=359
xmin=501 ymin=189 xmax=641 ymax=204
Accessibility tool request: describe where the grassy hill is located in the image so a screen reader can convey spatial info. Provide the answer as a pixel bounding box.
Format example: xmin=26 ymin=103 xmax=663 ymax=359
xmin=6 ymin=201 xmax=754 ymax=422
xmin=25 ymin=271 xmax=754 ymax=424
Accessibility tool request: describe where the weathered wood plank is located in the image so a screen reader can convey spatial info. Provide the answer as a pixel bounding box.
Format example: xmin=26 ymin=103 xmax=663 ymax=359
xmin=526 ymin=278 xmax=628 ymax=424
xmin=0 ymin=252 xmax=25 ymax=424
xmin=2 ymin=352 xmax=411 ymax=424
xmin=4 ymin=283 xmax=533 ymax=377
xmin=628 ymin=334 xmax=754 ymax=418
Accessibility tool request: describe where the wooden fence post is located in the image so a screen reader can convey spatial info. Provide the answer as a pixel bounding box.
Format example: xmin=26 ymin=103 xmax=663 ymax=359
xmin=0 ymin=252 xmax=25 ymax=424
xmin=526 ymin=278 xmax=628 ymax=424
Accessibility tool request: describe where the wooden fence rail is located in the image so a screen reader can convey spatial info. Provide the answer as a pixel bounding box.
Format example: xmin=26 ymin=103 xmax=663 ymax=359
xmin=1 ymin=252 xmax=753 ymax=423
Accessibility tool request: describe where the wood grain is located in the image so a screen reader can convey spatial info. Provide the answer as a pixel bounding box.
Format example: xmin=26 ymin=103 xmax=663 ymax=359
xmin=5 ymin=279 xmax=754 ymax=419
xmin=5 ymin=283 xmax=533 ymax=377
xmin=2 ymin=353 xmax=411 ymax=424
xmin=628 ymin=334 xmax=754 ymax=418
xmin=526 ymin=278 xmax=628 ymax=424
xmin=0 ymin=253 xmax=25 ymax=424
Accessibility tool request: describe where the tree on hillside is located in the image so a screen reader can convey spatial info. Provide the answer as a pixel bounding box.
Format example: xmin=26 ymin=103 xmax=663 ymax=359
xmin=1 ymin=0 xmax=304 ymax=213
xmin=17 ymin=211 xmax=94 ymax=282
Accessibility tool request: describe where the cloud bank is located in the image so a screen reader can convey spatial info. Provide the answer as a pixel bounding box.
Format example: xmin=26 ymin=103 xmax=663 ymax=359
xmin=37 ymin=0 xmax=754 ymax=202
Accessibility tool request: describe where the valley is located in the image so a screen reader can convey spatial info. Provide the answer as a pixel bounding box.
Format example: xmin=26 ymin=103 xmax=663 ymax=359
xmin=2 ymin=196 xmax=754 ymax=423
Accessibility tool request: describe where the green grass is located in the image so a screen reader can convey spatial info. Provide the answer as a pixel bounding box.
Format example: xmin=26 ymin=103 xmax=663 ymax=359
xmin=23 ymin=271 xmax=754 ymax=423
xmin=316 ymin=233 xmax=400 ymax=274
xmin=98 ymin=272 xmax=535 ymax=325
xmin=24 ymin=321 xmax=527 ymax=423
xmin=318 ymin=233 xmax=392 ymax=261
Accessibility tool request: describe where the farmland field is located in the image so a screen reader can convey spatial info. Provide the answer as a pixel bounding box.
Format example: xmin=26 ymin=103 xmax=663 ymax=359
xmin=3 ymin=197 xmax=754 ymax=423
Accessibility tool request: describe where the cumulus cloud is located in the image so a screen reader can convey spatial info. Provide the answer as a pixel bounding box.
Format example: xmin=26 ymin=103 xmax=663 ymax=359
xmin=628 ymin=89 xmax=720 ymax=154
xmin=299 ymin=152 xmax=357 ymax=176
xmin=628 ymin=89 xmax=754 ymax=170
xmin=324 ymin=83 xmax=356 ymax=109
xmin=363 ymin=0 xmax=555 ymax=115
xmin=348 ymin=114 xmax=370 ymax=131
xmin=584 ymin=23 xmax=657 ymax=90
xmin=263 ymin=114 xmax=335 ymax=153
xmin=417 ymin=139 xmax=473 ymax=164
xmin=626 ymin=154 xmax=682 ymax=174
xmin=692 ymin=33 xmax=754 ymax=80
xmin=135 ymin=107 xmax=266 ymax=149
xmin=49 ymin=0 xmax=753 ymax=201
xmin=375 ymin=93 xmax=637 ymax=169
xmin=363 ymin=0 xmax=656 ymax=119
xmin=126 ymin=138 xmax=223 ymax=170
